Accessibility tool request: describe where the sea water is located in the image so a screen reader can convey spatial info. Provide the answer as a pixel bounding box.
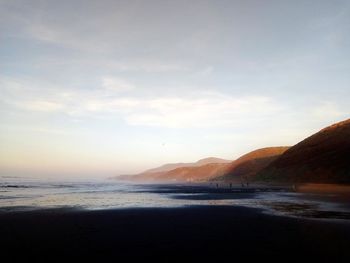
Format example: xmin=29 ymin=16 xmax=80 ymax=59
xmin=1 ymin=176 xmax=350 ymax=221
xmin=0 ymin=177 xmax=181 ymax=210
xmin=0 ymin=177 xmax=244 ymax=210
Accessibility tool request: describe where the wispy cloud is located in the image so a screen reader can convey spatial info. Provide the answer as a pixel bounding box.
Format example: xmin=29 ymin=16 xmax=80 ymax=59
xmin=122 ymin=95 xmax=280 ymax=128
xmin=102 ymin=76 xmax=135 ymax=92
xmin=0 ymin=75 xmax=281 ymax=128
xmin=310 ymin=101 xmax=347 ymax=121
xmin=105 ymin=60 xmax=192 ymax=73
xmin=20 ymin=100 xmax=65 ymax=112
xmin=2 ymin=75 xmax=349 ymax=131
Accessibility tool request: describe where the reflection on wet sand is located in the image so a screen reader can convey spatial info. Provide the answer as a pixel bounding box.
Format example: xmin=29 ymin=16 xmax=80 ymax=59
xmin=269 ymin=201 xmax=350 ymax=220
xmin=1 ymin=180 xmax=350 ymax=221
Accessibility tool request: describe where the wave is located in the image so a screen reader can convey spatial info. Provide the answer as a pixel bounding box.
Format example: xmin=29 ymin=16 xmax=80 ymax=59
xmin=0 ymin=184 xmax=34 ymax=189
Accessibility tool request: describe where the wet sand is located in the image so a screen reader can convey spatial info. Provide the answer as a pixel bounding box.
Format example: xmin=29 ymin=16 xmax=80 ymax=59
xmin=1 ymin=205 xmax=350 ymax=262
xmin=296 ymin=183 xmax=350 ymax=194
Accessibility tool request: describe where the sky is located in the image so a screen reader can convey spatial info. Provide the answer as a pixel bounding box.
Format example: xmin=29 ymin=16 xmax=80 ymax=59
xmin=0 ymin=0 xmax=349 ymax=179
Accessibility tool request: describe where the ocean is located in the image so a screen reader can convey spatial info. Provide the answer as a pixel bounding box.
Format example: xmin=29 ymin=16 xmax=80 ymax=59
xmin=1 ymin=176 xmax=350 ymax=220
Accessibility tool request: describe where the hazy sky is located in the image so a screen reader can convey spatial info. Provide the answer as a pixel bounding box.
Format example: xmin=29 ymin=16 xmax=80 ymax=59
xmin=1 ymin=0 xmax=349 ymax=178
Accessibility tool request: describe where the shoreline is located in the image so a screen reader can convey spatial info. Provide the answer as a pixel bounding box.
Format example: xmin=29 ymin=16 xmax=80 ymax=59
xmin=132 ymin=181 xmax=350 ymax=193
xmin=295 ymin=183 xmax=350 ymax=194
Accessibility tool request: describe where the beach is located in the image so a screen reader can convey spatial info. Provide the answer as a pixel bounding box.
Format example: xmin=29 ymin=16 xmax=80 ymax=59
xmin=1 ymin=205 xmax=350 ymax=262
xmin=1 ymin=182 xmax=350 ymax=261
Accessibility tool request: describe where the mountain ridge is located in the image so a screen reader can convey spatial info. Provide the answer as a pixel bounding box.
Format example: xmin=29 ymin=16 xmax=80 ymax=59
xmin=213 ymin=147 xmax=290 ymax=182
xmin=115 ymin=157 xmax=231 ymax=181
xmin=256 ymin=119 xmax=350 ymax=183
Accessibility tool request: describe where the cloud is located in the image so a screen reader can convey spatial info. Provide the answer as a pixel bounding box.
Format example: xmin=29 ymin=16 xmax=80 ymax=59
xmin=1 ymin=75 xmax=282 ymax=128
xmin=105 ymin=60 xmax=192 ymax=73
xmin=20 ymin=100 xmax=65 ymax=112
xmin=3 ymin=75 xmax=349 ymax=131
xmin=102 ymin=76 xmax=135 ymax=92
xmin=25 ymin=20 xmax=110 ymax=53
xmin=310 ymin=101 xmax=347 ymax=121
xmin=123 ymin=95 xmax=280 ymax=128
xmin=89 ymin=94 xmax=281 ymax=128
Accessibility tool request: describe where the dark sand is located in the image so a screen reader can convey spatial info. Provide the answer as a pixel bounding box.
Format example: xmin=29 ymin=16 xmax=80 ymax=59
xmin=1 ymin=205 xmax=350 ymax=262
xmin=296 ymin=183 xmax=350 ymax=194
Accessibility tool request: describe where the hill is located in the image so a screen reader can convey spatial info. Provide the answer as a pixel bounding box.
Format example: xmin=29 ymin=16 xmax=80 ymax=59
xmin=115 ymin=157 xmax=231 ymax=181
xmin=152 ymin=163 xmax=230 ymax=182
xmin=213 ymin=147 xmax=290 ymax=182
xmin=256 ymin=119 xmax=350 ymax=183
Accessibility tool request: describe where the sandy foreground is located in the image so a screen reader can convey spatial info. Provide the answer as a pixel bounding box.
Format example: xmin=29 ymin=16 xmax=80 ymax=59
xmin=296 ymin=183 xmax=350 ymax=194
xmin=1 ymin=202 xmax=350 ymax=262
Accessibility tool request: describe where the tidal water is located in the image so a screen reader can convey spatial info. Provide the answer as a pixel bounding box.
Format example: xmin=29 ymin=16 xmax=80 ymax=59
xmin=1 ymin=176 xmax=350 ymax=221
